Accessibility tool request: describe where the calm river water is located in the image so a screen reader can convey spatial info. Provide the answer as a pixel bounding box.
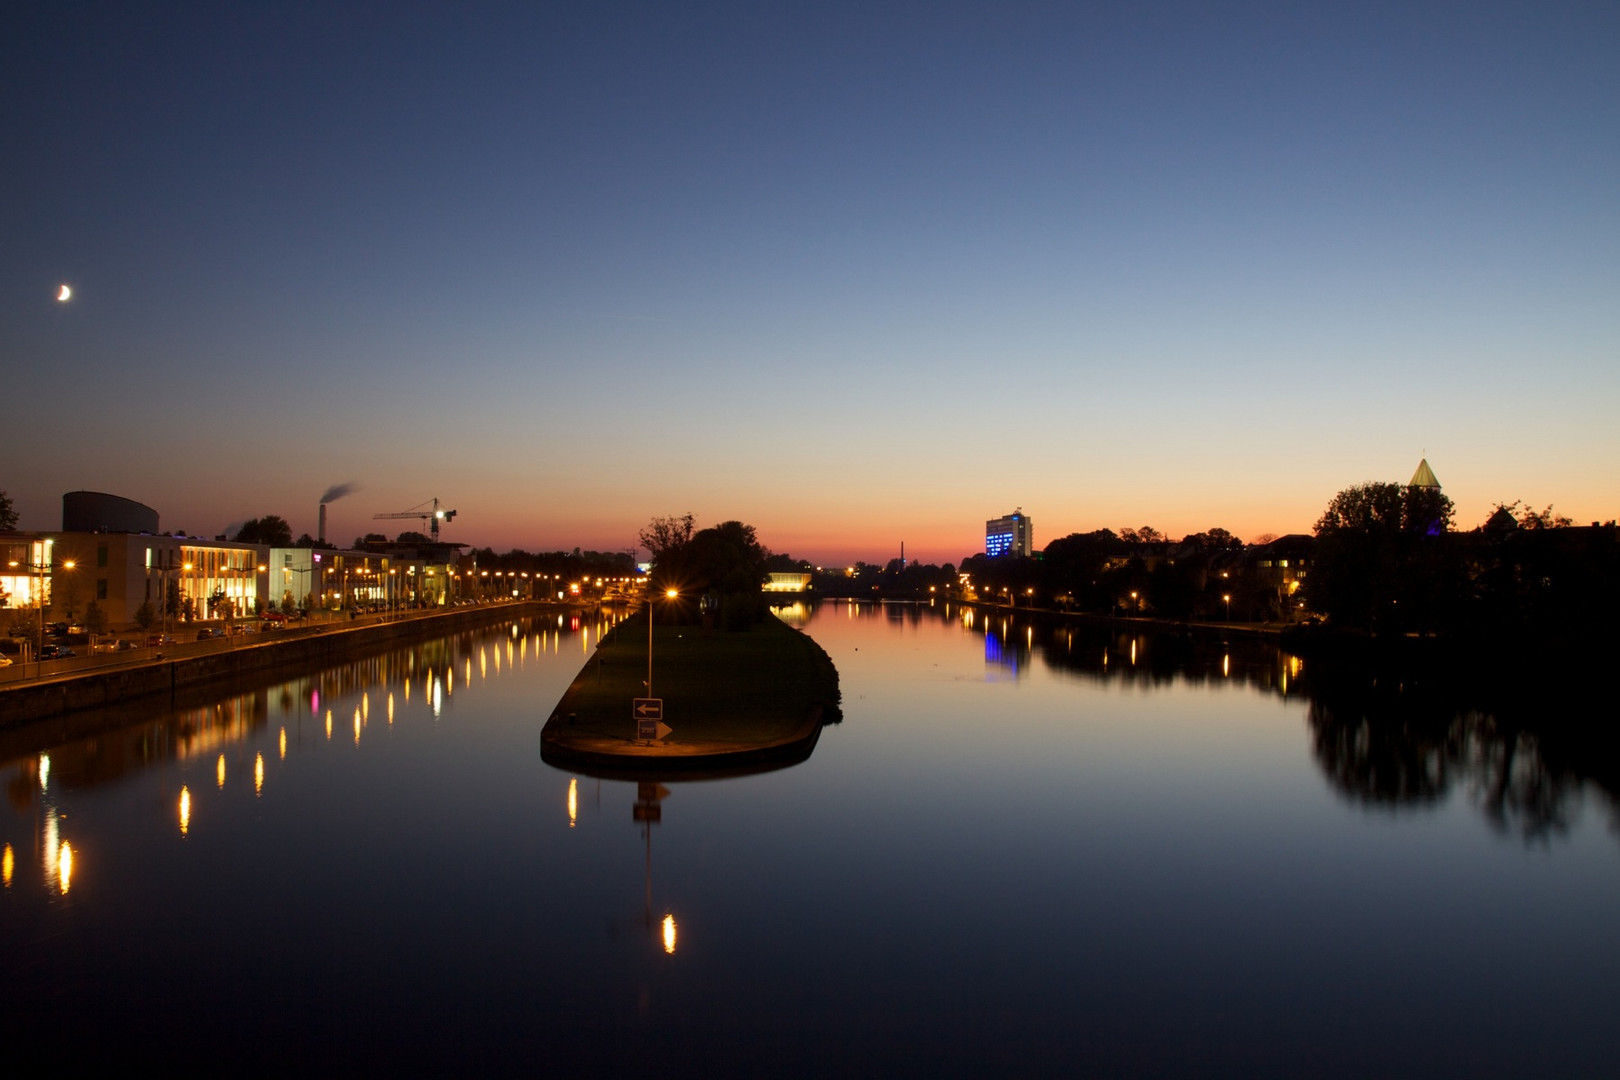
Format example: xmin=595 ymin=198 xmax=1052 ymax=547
xmin=3 ymin=602 xmax=1617 ymax=1076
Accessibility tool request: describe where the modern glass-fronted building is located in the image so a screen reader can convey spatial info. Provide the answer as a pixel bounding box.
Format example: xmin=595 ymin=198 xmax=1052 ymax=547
xmin=985 ymin=509 xmax=1033 ymax=557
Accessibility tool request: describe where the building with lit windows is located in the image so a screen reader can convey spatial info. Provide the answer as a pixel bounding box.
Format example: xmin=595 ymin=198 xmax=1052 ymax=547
xmin=1 ymin=535 xmax=57 ymax=613
xmin=764 ymin=572 xmax=813 ymax=593
xmin=986 ymin=509 xmax=1033 ymax=557
xmin=0 ymin=492 xmax=455 ymax=635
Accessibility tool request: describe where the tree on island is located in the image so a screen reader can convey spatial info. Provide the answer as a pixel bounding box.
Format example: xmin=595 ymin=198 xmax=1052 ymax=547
xmin=639 ymin=513 xmax=695 ymax=561
xmin=643 ymin=516 xmax=769 ymax=629
xmin=234 ymin=516 xmax=293 ymax=546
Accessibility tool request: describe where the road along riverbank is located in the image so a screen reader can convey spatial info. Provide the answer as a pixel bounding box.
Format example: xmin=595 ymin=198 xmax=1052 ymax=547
xmin=0 ymin=602 xmax=576 ymax=729
xmin=541 ymin=611 xmax=840 ymax=777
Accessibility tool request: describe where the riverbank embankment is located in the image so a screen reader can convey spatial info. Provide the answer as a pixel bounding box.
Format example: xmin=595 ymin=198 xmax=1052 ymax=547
xmin=0 ymin=601 xmax=578 ymax=729
xmin=541 ymin=612 xmax=839 ymax=776
xmin=951 ymin=597 xmax=1286 ymax=639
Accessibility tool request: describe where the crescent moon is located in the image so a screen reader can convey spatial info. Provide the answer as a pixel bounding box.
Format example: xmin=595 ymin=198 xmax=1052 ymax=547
xmin=57 ymin=284 xmax=72 ymax=302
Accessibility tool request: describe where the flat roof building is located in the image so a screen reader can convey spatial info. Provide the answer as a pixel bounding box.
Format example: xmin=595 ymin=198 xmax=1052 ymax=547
xmin=986 ymin=509 xmax=1033 ymax=558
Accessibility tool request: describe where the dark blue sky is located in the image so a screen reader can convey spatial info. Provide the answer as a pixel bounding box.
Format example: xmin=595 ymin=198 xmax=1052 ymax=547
xmin=5 ymin=2 xmax=1616 ymax=560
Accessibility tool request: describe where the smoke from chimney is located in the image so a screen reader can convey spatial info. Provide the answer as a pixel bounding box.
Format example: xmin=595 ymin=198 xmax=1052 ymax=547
xmin=320 ymin=482 xmax=357 ymax=504
xmin=317 ymin=481 xmax=357 ymax=544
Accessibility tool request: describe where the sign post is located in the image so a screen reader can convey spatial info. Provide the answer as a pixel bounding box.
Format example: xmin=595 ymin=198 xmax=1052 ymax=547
xmin=634 ymin=697 xmax=670 ymax=743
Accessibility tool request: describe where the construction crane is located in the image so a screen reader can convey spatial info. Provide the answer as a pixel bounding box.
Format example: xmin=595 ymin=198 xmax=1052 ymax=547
xmin=374 ymin=497 xmax=458 ymax=540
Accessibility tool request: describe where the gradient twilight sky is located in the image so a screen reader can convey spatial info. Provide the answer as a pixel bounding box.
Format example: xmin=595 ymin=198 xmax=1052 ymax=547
xmin=4 ymin=2 xmax=1616 ymax=565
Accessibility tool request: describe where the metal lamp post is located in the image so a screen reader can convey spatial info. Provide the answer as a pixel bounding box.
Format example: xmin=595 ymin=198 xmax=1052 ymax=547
xmin=647 ymin=588 xmax=678 ymax=700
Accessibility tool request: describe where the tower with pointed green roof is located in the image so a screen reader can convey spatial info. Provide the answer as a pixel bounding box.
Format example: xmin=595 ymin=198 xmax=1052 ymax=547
xmin=1408 ymin=457 xmax=1445 ymax=535
xmin=1409 ymin=457 xmax=1440 ymax=490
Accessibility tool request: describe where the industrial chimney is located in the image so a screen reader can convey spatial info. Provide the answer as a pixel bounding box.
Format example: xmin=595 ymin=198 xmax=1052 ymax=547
xmin=319 ymin=503 xmax=327 ymax=545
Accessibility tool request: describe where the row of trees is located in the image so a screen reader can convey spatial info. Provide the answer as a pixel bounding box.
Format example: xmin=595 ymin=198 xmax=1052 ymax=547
xmin=800 ymin=487 xmax=1614 ymax=642
xmin=947 ymin=525 xmax=1262 ymax=621
xmin=1304 ymin=483 xmax=1617 ymax=640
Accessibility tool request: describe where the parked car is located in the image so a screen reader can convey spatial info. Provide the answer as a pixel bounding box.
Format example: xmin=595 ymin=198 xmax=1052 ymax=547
xmin=0 ymin=655 xmax=12 ymax=667
xmin=92 ymin=640 xmax=119 ymax=654
xmin=261 ymin=611 xmax=288 ymax=623
xmin=146 ymin=634 xmax=177 ymax=647
xmin=197 ymin=627 xmax=224 ymax=640
xmin=39 ymin=644 xmax=77 ymax=660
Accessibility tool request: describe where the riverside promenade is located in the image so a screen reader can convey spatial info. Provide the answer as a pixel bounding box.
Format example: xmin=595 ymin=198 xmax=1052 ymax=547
xmin=541 ymin=611 xmax=840 ymax=777
xmin=0 ymin=600 xmax=561 ymax=728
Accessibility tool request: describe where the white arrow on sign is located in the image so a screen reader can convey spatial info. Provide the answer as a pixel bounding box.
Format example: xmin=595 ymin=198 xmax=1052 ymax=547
xmin=654 ymin=721 xmax=673 ymax=740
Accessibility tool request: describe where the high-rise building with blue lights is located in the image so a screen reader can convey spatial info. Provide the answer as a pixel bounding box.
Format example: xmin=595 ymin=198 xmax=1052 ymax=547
xmin=986 ymin=509 xmax=1033 ymax=557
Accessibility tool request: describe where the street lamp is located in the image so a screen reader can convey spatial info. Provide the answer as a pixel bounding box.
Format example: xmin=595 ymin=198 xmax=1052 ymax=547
xmin=17 ymin=552 xmax=73 ymax=675
xmin=9 ymin=555 xmax=47 ymax=672
xmin=1223 ymin=593 xmax=1232 ymax=622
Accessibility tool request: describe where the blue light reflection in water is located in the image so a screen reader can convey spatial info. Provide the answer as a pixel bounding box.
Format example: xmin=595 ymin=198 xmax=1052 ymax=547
xmin=1 ymin=602 xmax=1617 ymax=1077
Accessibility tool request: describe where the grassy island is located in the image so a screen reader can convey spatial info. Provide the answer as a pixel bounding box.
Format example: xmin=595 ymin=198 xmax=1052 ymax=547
xmin=540 ymin=610 xmax=840 ymax=775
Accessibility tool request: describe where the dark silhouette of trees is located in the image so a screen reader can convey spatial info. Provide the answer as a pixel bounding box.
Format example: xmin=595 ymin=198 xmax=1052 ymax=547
xmin=0 ymin=490 xmax=16 ymax=531
xmin=1467 ymin=512 xmax=1618 ymax=643
xmin=639 ymin=513 xmax=695 ymax=561
xmin=234 ymin=516 xmax=294 ymax=546
xmin=1037 ymin=530 xmax=1125 ymax=612
xmin=1179 ymin=527 xmax=1243 ymax=552
xmin=642 ymin=517 xmax=769 ymax=629
xmin=1305 ymin=482 xmax=1459 ymax=634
